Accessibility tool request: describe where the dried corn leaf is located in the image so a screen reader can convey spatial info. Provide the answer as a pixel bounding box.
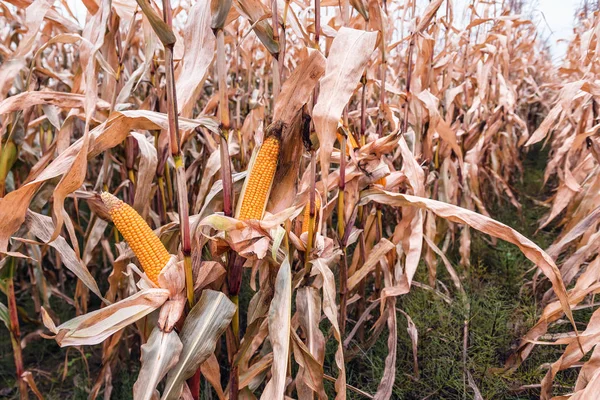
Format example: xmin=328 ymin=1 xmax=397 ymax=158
xmin=313 ymin=27 xmax=378 ymax=186
xmin=161 ymin=290 xmax=236 ymax=400
xmin=133 ymin=329 xmax=183 ymax=400
xmin=260 ymin=256 xmax=292 ymax=399
xmin=42 ymin=288 xmax=169 ymax=347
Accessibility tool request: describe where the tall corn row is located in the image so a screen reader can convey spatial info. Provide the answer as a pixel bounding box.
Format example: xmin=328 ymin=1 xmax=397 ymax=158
xmin=0 ymin=0 xmax=592 ymax=399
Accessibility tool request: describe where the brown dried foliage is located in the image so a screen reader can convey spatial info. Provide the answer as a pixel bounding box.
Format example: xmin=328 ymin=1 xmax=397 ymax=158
xmin=1 ymin=0 xmax=599 ymax=399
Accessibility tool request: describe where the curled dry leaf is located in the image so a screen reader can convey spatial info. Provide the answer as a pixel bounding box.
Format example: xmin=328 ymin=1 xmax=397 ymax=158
xmin=0 ymin=91 xmax=111 ymax=114
xmin=175 ymin=0 xmax=215 ymax=117
xmin=296 ymin=286 xmax=326 ymax=399
xmin=23 ymin=211 xmax=104 ymax=301
xmin=541 ymin=307 xmax=600 ymax=399
xmin=268 ymin=48 xmax=326 ymax=213
xmin=198 ymin=214 xmax=270 ymax=260
xmin=260 ymin=256 xmax=292 ymax=400
xmin=360 ymin=188 xmax=577 ymax=333
xmin=347 ymin=238 xmax=395 ymax=291
xmin=0 ymin=110 xmax=216 ymax=253
xmin=313 ymin=27 xmax=378 ymax=186
xmin=0 ymin=0 xmax=52 ymax=100
xmin=201 ymin=353 xmax=226 ymax=400
xmin=5 ymin=0 xmax=600 ymax=398
xmin=130 ymin=132 xmax=158 ymax=216
xmin=43 ymin=288 xmax=169 ymax=347
xmin=312 ymin=256 xmax=346 ymax=399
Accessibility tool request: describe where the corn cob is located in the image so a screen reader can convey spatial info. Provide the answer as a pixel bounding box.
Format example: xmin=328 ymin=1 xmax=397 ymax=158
xmin=301 ymin=194 xmax=321 ymax=234
xmin=237 ymin=136 xmax=280 ymax=220
xmin=336 ymin=132 xmax=359 ymax=153
xmin=101 ymin=192 xmax=170 ymax=285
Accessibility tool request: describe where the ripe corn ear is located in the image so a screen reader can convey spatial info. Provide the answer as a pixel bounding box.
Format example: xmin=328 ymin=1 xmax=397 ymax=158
xmin=301 ymin=194 xmax=321 ymax=234
xmin=101 ymin=192 xmax=170 ymax=285
xmin=237 ymin=136 xmax=280 ymax=220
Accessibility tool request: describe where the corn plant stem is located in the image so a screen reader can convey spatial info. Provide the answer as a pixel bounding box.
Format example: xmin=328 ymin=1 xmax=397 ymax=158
xmin=126 ymin=136 xmax=136 ymax=204
xmin=374 ymin=208 xmax=383 ymax=292
xmin=360 ymin=74 xmax=367 ymax=139
xmin=283 ymin=0 xmax=290 ymax=26
xmin=157 ymin=176 xmax=167 ymax=223
xmin=154 ymin=130 xmax=168 ymax=223
xmin=164 ymin=160 xmax=174 ymax=209
xmin=315 ymin=0 xmax=320 ymax=44
xmin=311 ymin=0 xmax=320 ymax=104
xmin=109 ymin=63 xmax=120 ymax=114
xmin=109 ymin=8 xmax=136 ymax=112
xmin=227 ymin=255 xmax=244 ymax=400
xmin=0 ymin=140 xmax=16 ymax=197
xmin=377 ymin=19 xmax=387 ymax=137
xmin=340 ymin=248 xmax=349 ymax=336
xmin=217 ymin=30 xmax=233 ymax=218
xmin=229 ymin=359 xmax=239 ymax=400
xmin=164 ymin=59 xmax=180 ymax=155
xmin=338 ymin=135 xmax=346 ymax=238
xmin=272 ymin=60 xmax=281 ymax=103
xmin=228 ymin=296 xmax=239 ymax=399
xmin=158 ymin=0 xmax=194 ymax=309
xmin=272 ymin=0 xmax=279 ymax=44
xmin=338 ymin=134 xmax=347 ymax=334
xmin=217 ymin=30 xmax=230 ymax=131
xmin=7 ymin=258 xmax=28 ymax=400
xmin=174 ymin=158 xmax=194 ymax=308
xmin=227 ymin=258 xmax=244 ymax=330
xmin=276 ymin=0 xmax=287 ymax=83
xmin=272 ymin=0 xmax=280 ymax=101
xmin=357 ymin=229 xmax=368 ymax=342
xmin=356 ymin=74 xmax=368 ymax=340
xmin=188 ymin=369 xmax=201 ymax=399
xmin=304 ymin=150 xmax=318 ymax=277
xmin=216 ymin=27 xmax=241 ymax=400
xmin=402 ymin=38 xmax=414 ymax=137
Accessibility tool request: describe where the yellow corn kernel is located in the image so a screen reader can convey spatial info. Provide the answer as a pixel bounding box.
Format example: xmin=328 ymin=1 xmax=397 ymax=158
xmin=336 ymin=132 xmax=359 ymax=152
xmin=238 ymin=136 xmax=280 ymax=220
xmin=302 ymin=194 xmax=321 ymax=234
xmin=101 ymin=192 xmax=170 ymax=285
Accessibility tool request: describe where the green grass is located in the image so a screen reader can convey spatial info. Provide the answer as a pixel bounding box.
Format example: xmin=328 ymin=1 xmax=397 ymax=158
xmin=338 ymin=145 xmax=576 ymax=399
xmin=0 ymin=265 xmax=137 ymax=400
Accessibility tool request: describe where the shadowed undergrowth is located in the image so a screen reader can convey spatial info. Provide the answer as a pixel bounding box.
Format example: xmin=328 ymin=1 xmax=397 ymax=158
xmin=338 ymin=145 xmax=575 ymax=400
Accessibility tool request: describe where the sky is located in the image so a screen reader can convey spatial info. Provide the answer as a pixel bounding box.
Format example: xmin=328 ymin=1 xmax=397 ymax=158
xmin=533 ymin=0 xmax=581 ymax=62
xmin=63 ymin=0 xmax=582 ymax=63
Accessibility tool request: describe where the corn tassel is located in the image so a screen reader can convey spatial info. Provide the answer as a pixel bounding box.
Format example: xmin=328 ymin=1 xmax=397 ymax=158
xmin=101 ymin=192 xmax=170 ymax=285
xmin=237 ymin=136 xmax=280 ymax=220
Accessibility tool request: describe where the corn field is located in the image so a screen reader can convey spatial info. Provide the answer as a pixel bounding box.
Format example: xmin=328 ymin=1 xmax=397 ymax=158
xmin=1 ymin=0 xmax=600 ymax=398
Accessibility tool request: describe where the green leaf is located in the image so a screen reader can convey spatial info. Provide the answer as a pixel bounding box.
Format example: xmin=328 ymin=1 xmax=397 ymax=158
xmin=0 ymin=301 xmax=9 ymax=330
